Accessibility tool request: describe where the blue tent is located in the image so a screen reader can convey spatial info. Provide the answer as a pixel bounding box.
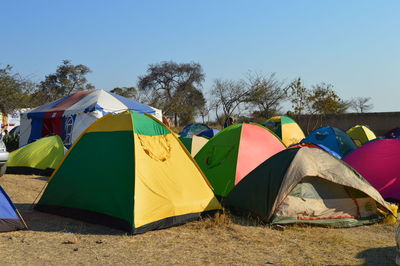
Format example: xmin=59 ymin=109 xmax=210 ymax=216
xmin=0 ymin=186 xmax=26 ymax=232
xmin=197 ymin=128 xmax=221 ymax=138
xmin=301 ymin=126 xmax=356 ymax=158
xmin=179 ymin=123 xmax=210 ymax=138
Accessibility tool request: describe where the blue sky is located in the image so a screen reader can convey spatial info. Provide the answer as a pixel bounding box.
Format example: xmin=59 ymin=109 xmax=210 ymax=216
xmin=1 ymin=1 xmax=399 ymax=112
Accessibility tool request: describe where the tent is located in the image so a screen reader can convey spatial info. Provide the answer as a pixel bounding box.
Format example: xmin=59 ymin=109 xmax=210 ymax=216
xmin=301 ymin=126 xmax=356 ymax=158
xmin=179 ymin=136 xmax=209 ymax=156
xmin=224 ymin=146 xmax=392 ymax=227
xmin=289 ymin=142 xmax=341 ymax=159
xmin=197 ymin=129 xmax=221 ymax=139
xmin=194 ymin=123 xmax=285 ymax=197
xmin=346 ymin=125 xmax=376 ymax=146
xmin=343 ymin=139 xmax=400 ymax=201
xmin=6 ymin=136 xmax=67 ymax=176
xmin=20 ymin=90 xmax=162 ymax=148
xmin=384 ymin=127 xmax=400 ymax=139
xmin=35 ymin=111 xmax=221 ymax=234
xmin=264 ymin=116 xmax=305 ymax=147
xmin=0 ymin=186 xmax=26 ymax=232
xmin=179 ymin=123 xmax=210 ymax=138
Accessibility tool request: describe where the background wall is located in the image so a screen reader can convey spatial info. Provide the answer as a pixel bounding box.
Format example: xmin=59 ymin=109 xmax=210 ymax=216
xmin=294 ymin=112 xmax=400 ymax=136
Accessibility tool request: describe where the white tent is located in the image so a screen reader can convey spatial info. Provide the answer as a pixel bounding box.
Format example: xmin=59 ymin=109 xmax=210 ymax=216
xmin=20 ymin=90 xmax=162 ymax=148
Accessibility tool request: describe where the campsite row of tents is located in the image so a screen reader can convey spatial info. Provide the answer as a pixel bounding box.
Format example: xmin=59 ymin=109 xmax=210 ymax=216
xmin=1 ymin=90 xmax=399 ymax=234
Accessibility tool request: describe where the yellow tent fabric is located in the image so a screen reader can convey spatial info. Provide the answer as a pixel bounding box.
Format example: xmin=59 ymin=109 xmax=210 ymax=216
xmin=6 ymin=136 xmax=66 ymax=176
xmin=133 ymin=133 xmax=217 ymax=228
xmin=36 ymin=111 xmax=221 ymax=234
xmin=265 ymin=116 xmax=305 ymax=147
xmin=191 ymin=136 xmax=209 ymax=156
xmin=346 ymin=125 xmax=376 ymax=146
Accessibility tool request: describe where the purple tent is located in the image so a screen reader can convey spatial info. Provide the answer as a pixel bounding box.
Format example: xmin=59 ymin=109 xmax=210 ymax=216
xmin=343 ymin=139 xmax=400 ymax=201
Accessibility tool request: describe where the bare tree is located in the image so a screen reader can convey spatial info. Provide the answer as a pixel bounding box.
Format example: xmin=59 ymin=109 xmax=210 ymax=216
xmin=211 ymin=79 xmax=249 ymax=125
xmin=246 ymin=72 xmax=287 ymax=119
xmin=138 ymin=61 xmax=205 ymax=126
xmin=350 ymin=97 xmax=373 ymax=113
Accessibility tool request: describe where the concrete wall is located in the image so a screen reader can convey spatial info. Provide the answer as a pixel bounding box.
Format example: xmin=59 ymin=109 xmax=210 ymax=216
xmin=294 ymin=112 xmax=400 ymax=136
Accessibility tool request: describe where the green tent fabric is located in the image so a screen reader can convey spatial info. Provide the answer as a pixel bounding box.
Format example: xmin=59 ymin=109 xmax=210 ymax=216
xmin=35 ymin=111 xmax=221 ymax=234
xmin=194 ymin=123 xmax=285 ymax=197
xmin=6 ymin=136 xmax=66 ymax=176
xmin=224 ymin=146 xmax=392 ymax=227
xmin=179 ymin=136 xmax=209 ymax=156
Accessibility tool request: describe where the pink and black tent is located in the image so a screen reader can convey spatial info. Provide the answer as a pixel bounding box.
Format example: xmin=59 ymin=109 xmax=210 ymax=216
xmin=20 ymin=90 xmax=162 ymax=148
xmin=343 ymin=138 xmax=400 ymax=201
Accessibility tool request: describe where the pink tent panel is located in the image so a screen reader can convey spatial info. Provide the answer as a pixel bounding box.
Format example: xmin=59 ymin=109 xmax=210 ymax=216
xmin=343 ymin=139 xmax=400 ymax=201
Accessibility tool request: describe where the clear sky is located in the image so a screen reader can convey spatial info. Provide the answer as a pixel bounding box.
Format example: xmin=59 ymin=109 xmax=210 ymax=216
xmin=1 ymin=1 xmax=399 ymax=112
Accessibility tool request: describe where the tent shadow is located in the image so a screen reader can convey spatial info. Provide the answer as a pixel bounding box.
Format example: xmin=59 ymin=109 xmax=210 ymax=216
xmin=355 ymin=246 xmax=396 ymax=265
xmin=32 ymin=176 xmax=49 ymax=181
xmin=15 ymin=203 xmax=127 ymax=236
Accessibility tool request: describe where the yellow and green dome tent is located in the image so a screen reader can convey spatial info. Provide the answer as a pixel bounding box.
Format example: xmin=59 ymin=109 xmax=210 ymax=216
xmin=264 ymin=116 xmax=305 ymax=147
xmin=346 ymin=125 xmax=376 ymax=146
xmin=6 ymin=136 xmax=67 ymax=176
xmin=179 ymin=135 xmax=209 ymax=157
xmin=35 ymin=111 xmax=221 ymax=234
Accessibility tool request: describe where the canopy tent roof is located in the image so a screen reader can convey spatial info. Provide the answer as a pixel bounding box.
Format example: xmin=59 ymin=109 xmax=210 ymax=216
xmin=20 ymin=90 xmax=162 ymax=148
xmin=24 ymin=90 xmax=159 ymax=119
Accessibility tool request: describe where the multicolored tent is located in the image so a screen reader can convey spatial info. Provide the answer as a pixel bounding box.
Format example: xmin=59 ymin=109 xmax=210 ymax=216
xmin=224 ymin=146 xmax=392 ymax=227
xmin=346 ymin=125 xmax=376 ymax=146
xmin=179 ymin=136 xmax=209 ymax=156
xmin=264 ymin=116 xmax=305 ymax=147
xmin=197 ymin=129 xmax=221 ymax=139
xmin=194 ymin=123 xmax=285 ymax=197
xmin=179 ymin=123 xmax=210 ymax=138
xmin=301 ymin=126 xmax=356 ymax=158
xmin=35 ymin=111 xmax=221 ymax=234
xmin=20 ymin=90 xmax=162 ymax=148
xmin=0 ymin=186 xmax=26 ymax=232
xmin=343 ymin=139 xmax=400 ymax=201
xmin=7 ymin=136 xmax=67 ymax=176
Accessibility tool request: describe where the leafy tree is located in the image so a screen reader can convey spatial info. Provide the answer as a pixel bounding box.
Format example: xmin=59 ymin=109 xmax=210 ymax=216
xmin=307 ymin=83 xmax=349 ymax=114
xmin=246 ymin=73 xmax=286 ymax=119
xmin=350 ymin=97 xmax=373 ymax=113
xmin=110 ymin=87 xmax=137 ymax=98
xmin=286 ymin=78 xmax=309 ymax=115
xmin=211 ymin=79 xmax=249 ymax=125
xmin=0 ymin=65 xmax=33 ymax=114
xmin=138 ymin=61 xmax=205 ymax=126
xmin=33 ymin=60 xmax=94 ymax=105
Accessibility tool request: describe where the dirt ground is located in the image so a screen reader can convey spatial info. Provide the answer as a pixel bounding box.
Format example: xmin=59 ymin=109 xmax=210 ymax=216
xmin=0 ymin=174 xmax=397 ymax=265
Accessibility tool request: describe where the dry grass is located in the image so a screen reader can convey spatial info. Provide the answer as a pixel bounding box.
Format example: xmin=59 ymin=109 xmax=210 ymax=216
xmin=0 ymin=174 xmax=397 ymax=265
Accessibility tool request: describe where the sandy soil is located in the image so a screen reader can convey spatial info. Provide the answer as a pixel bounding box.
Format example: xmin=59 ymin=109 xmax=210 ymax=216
xmin=0 ymin=174 xmax=397 ymax=265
